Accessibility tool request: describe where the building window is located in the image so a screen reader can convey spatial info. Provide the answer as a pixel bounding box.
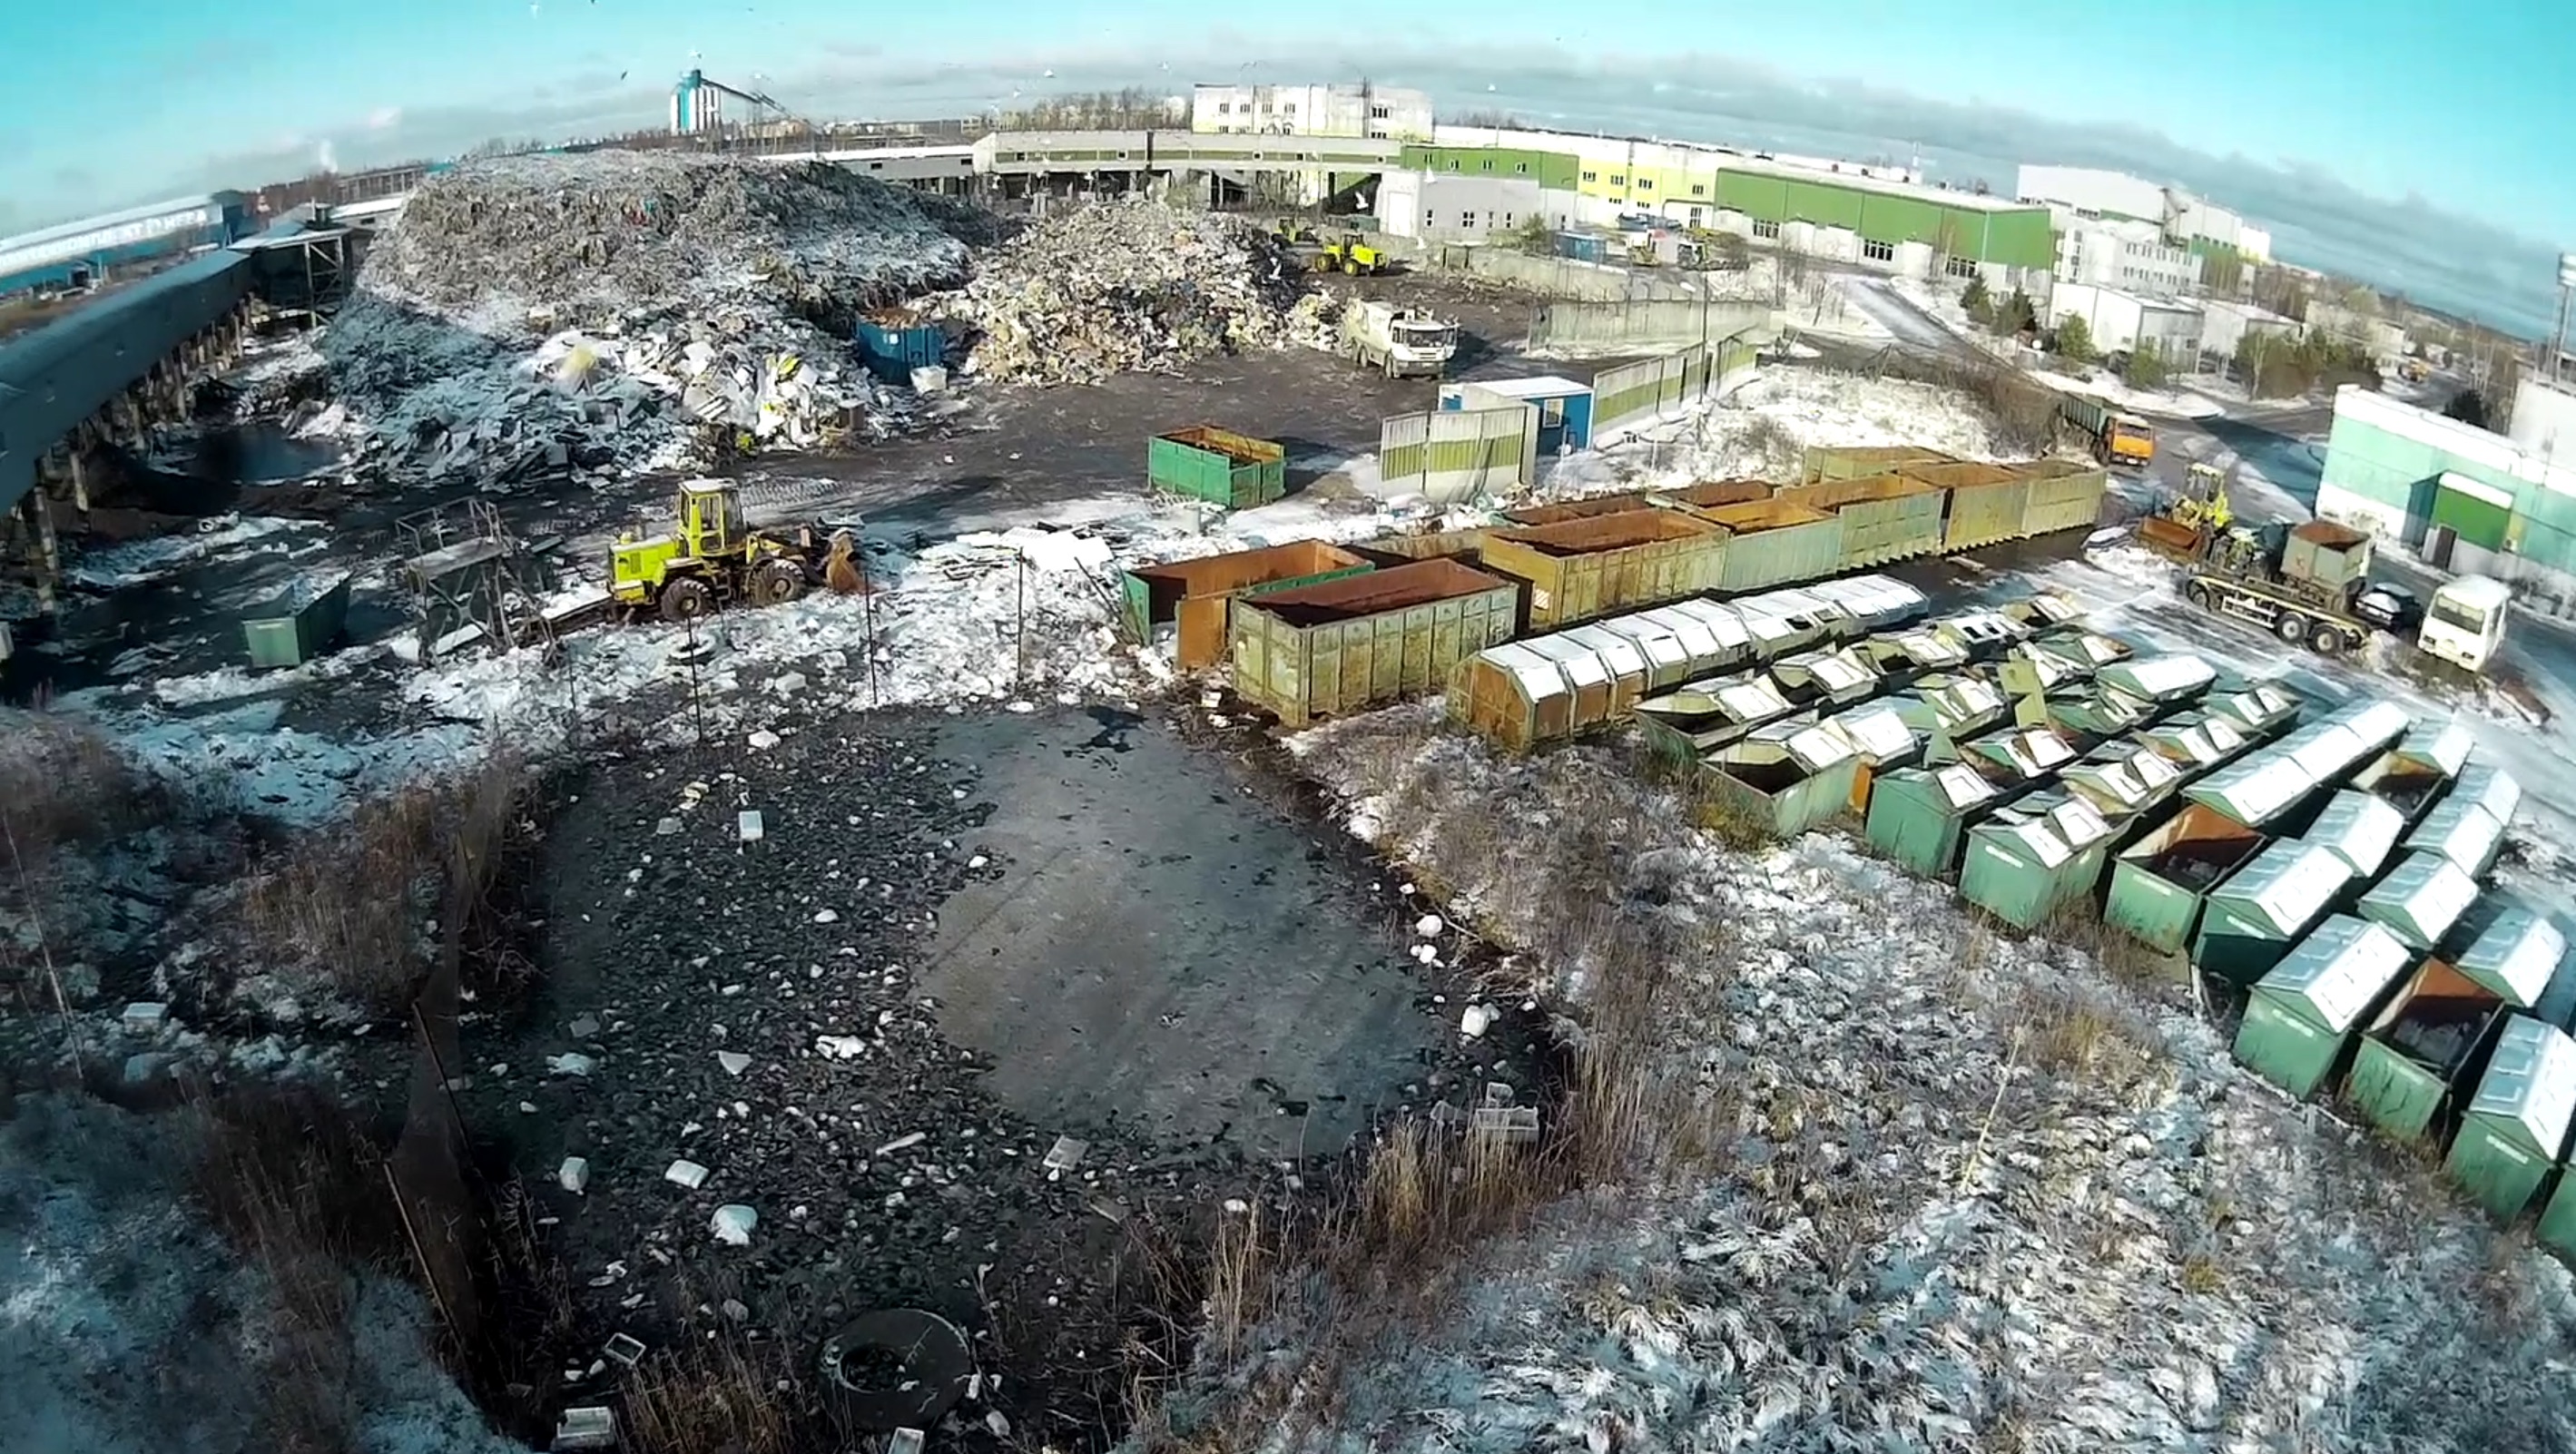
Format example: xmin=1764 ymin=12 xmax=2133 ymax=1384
xmin=1580 ymin=170 xmax=1597 ymax=182
xmin=1371 ymin=104 xmax=1390 ymax=118
xmin=1753 ymin=219 xmax=1781 ymax=240
xmin=1637 ymin=178 xmax=1653 ymax=192
xmin=1216 ymin=103 xmax=1231 ymax=114
xmin=1945 ymin=255 xmax=1981 ymax=279
xmin=1863 ymin=238 xmax=1895 ymax=262
xmin=1515 ymin=162 xmax=1528 ymax=173
xmin=1608 ymin=173 xmax=1625 ymax=186
xmin=1283 ymin=103 xmax=1296 ymax=114
xmin=1691 ymin=182 xmax=1706 ymax=196
xmin=1480 ymin=159 xmax=1493 ymax=172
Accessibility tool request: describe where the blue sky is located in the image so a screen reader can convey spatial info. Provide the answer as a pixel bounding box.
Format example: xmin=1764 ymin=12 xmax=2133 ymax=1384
xmin=5 ymin=2 xmax=2570 ymax=331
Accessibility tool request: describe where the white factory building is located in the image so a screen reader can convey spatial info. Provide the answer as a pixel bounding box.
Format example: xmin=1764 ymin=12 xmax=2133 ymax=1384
xmin=1188 ymin=83 xmax=1432 ymax=142
xmin=2016 ymin=163 xmax=2273 ymax=264
xmin=2195 ymin=297 xmax=2301 ymax=360
xmin=2510 ymin=376 xmax=2576 ymax=467
xmin=2046 ymin=282 xmax=2206 ymax=362
xmin=1375 ymin=172 xmax=1577 ymax=242
xmin=2051 ymin=212 xmax=2197 ymax=297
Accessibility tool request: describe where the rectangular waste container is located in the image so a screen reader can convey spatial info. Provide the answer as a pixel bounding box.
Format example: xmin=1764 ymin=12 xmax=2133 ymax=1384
xmin=1480 ymin=509 xmax=1729 ymax=630
xmin=2015 ymin=458 xmax=2111 ymax=536
xmin=1779 ymin=472 xmax=1945 ymax=571
xmin=1120 ymin=541 xmax=1372 ymax=668
xmin=1231 ymin=559 xmax=1519 ymax=727
xmin=1699 ymin=498 xmax=1845 ymax=593
xmin=241 ymin=573 xmax=352 ymax=669
xmin=1148 ymin=426 xmax=1289 ymax=509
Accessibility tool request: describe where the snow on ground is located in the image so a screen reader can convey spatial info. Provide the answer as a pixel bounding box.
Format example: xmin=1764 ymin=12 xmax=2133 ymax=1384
xmin=59 ymin=515 xmax=329 ymax=593
xmin=0 ymin=1092 xmax=522 ymax=1454
xmin=1229 ymin=703 xmax=2576 ymax=1453
xmin=2024 ymin=364 xmax=2227 ymax=420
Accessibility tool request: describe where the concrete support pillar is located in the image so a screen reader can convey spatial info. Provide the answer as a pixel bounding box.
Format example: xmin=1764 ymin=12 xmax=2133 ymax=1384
xmin=68 ymin=449 xmax=89 ymax=514
xmin=18 ymin=493 xmax=58 ymax=616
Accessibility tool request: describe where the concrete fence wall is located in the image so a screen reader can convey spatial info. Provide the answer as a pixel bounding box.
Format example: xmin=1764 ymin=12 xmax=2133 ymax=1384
xmin=1379 ymin=235 xmax=1701 ymax=302
xmin=1530 ymin=298 xmax=1778 ymax=356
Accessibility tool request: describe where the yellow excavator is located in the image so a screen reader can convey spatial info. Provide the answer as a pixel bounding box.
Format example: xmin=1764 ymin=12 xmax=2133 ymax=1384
xmin=2136 ymin=462 xmax=2234 ymax=561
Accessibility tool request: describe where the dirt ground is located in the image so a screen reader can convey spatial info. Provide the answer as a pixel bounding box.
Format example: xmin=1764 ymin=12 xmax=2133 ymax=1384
xmin=741 ymin=271 xmax=1568 ymax=533
xmin=463 ymin=702 xmax=1498 ymax=1449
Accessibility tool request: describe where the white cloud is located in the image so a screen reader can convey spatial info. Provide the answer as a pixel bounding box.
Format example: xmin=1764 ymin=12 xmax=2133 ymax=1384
xmin=367 ymin=106 xmax=402 ymax=131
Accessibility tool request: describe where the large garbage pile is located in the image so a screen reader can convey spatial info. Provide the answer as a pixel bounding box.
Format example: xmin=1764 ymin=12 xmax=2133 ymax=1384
xmin=327 ymin=152 xmax=979 ymax=486
xmin=926 ymin=198 xmax=1306 ymax=385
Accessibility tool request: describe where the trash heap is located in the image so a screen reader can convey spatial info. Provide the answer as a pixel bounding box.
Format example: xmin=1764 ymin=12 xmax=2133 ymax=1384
xmin=326 ymin=152 xmax=981 ymax=485
xmin=927 ymin=197 xmax=1305 ymax=385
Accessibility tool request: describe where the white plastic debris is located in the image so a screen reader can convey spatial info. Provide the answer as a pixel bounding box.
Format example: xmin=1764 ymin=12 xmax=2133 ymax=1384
xmin=875 ymin=1131 xmax=928 ymax=1156
xmin=1411 ymin=943 xmax=1439 ymax=966
xmin=1043 ymin=1135 xmax=1088 ymax=1174
xmin=815 ymin=1035 xmax=868 ymax=1059
xmin=737 ymin=810 xmax=764 ymax=843
xmin=553 ymin=1406 xmax=616 ymax=1451
xmin=813 ymin=908 xmax=840 ymax=924
xmin=664 ymin=1159 xmax=711 ymax=1190
xmin=546 ymin=1052 xmax=597 ymax=1076
xmin=1460 ymin=1004 xmax=1497 ymax=1039
xmin=709 ymin=1204 xmax=758 ymax=1246
xmin=1414 ymin=914 xmax=1445 ymax=938
xmin=656 ymin=817 xmax=681 ymax=835
xmin=120 ymin=1002 xmax=170 ymax=1030
xmin=888 ymin=1430 xmax=926 ymax=1454
xmin=747 ymin=729 xmax=781 ymax=751
xmin=717 ymin=1050 xmax=752 ymax=1076
xmin=557 ymin=1156 xmax=590 ymax=1194
xmin=601 ymin=1332 xmax=645 ymax=1368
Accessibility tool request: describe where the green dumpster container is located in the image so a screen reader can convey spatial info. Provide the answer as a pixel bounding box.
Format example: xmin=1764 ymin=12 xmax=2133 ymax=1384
xmin=1147 ymin=425 xmax=1288 ymax=508
xmin=2446 ymin=1016 xmax=2576 ymax=1220
xmin=2236 ymin=915 xmax=2412 ymax=1098
xmin=241 ymin=573 xmax=352 ymax=670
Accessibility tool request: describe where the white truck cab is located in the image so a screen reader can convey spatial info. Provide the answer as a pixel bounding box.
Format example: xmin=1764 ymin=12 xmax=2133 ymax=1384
xmin=2418 ymin=575 xmax=2511 ymax=673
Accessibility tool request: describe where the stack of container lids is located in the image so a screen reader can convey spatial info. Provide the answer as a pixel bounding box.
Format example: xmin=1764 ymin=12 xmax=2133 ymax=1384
xmin=1931 ymin=609 xmax=2026 ymax=657
xmin=2390 ymin=718 xmax=2477 ymax=778
xmin=2450 ymin=904 xmax=2568 ymax=1008
xmin=1998 ymin=642 xmax=2086 ymax=695
xmin=1824 ymin=701 xmax=1919 ymax=762
xmin=2033 ymin=629 xmax=2134 ymax=672
xmin=2404 ymin=795 xmax=2509 ymax=877
xmin=1971 ymin=725 xmax=2080 ymax=781
xmin=1867 ymin=627 xmax=1970 ymax=672
xmin=2207 ymin=683 xmax=2303 ymax=733
xmin=2357 ymin=851 xmax=2483 ymax=950
xmin=2062 ymin=741 xmax=2186 ymax=815
xmin=2098 ymin=653 xmax=2218 ymax=704
xmin=2449 ymin=761 xmax=2522 ymax=828
xmin=2261 ymin=916 xmax=2414 ymax=1033
xmin=1988 ymin=792 xmax=2119 ymax=867
xmin=2300 ymin=789 xmax=2408 ymax=881
xmin=1774 ymin=644 xmax=1880 ymax=700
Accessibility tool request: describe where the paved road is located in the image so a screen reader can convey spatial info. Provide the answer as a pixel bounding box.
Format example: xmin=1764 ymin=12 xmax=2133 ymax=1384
xmin=1829 ymin=276 xmax=1980 ymax=359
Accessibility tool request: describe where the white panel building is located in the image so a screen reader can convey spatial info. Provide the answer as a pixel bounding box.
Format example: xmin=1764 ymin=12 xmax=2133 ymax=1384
xmin=1377 ymin=172 xmax=1573 ymax=242
xmin=2511 ymin=377 xmax=2576 ymax=467
xmin=2197 ymin=298 xmax=2301 ymax=360
xmin=2053 ymin=212 xmax=2197 ymax=296
xmin=2046 ymin=281 xmax=2206 ymax=361
xmin=1189 ymin=83 xmax=1432 ymax=142
xmin=2017 ymin=162 xmax=2274 ymax=263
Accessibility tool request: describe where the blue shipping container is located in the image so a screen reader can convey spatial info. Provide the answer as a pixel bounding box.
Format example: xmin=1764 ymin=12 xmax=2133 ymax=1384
xmin=1552 ymin=231 xmax=1608 ymax=264
xmin=854 ymin=320 xmax=946 ymax=383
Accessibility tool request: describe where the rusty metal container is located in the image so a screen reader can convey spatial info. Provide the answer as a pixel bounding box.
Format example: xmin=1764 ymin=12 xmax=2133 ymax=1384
xmin=1699 ymin=498 xmax=1844 ymax=594
xmin=1121 ymin=540 xmax=1373 ymax=668
xmin=1230 ymin=559 xmax=1520 ymax=726
xmin=1479 ymin=509 xmax=1729 ymax=630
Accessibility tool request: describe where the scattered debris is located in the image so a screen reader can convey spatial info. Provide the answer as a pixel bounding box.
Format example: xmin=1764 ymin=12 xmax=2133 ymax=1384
xmin=551 ymin=1406 xmax=616 ymax=1452
xmin=709 ymin=1203 xmax=758 ymax=1246
xmin=929 ymin=197 xmax=1304 ymax=384
xmin=557 ymin=1156 xmax=590 ymax=1194
xmin=664 ymin=1159 xmax=710 ymax=1190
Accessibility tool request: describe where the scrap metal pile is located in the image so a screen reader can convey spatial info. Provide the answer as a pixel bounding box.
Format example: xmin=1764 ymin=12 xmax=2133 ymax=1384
xmin=326 ymin=152 xmax=981 ymax=485
xmin=928 ymin=197 xmax=1308 ymax=385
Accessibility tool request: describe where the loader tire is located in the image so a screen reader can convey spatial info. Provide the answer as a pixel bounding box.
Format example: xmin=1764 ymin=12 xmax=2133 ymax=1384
xmin=750 ymin=557 xmax=807 ymax=607
xmin=659 ymin=576 xmax=714 ymax=624
xmin=2185 ymin=582 xmax=2213 ymax=610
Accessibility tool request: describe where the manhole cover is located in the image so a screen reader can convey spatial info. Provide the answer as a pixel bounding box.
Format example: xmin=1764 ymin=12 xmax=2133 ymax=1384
xmin=817 ymin=1308 xmax=973 ymax=1433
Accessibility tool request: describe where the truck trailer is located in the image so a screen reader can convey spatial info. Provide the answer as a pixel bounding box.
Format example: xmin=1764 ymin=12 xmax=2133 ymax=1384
xmin=2181 ymin=519 xmax=2389 ymax=656
xmin=2059 ymin=394 xmax=2157 ymax=469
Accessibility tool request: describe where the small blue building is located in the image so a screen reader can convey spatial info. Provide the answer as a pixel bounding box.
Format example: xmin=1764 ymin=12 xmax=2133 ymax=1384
xmin=1440 ymin=375 xmax=1596 ymax=457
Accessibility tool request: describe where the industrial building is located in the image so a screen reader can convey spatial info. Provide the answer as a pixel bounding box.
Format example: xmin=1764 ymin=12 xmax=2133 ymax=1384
xmin=2040 ymin=282 xmax=2205 ymax=361
xmin=2196 ymin=298 xmax=2301 ymax=361
xmin=1374 ymin=172 xmax=1578 ymax=242
xmin=2316 ymin=385 xmax=2576 ymax=607
xmin=0 ymin=192 xmax=255 ymax=298
xmin=2508 ymin=376 xmax=2576 ymax=467
xmin=1188 ymin=83 xmax=1432 ymax=142
xmin=2304 ymin=296 xmax=2413 ymax=369
xmin=1398 ymin=127 xmax=2053 ymax=284
xmin=2051 ymin=213 xmax=2197 ymax=297
xmin=2015 ymin=163 xmax=2274 ymax=272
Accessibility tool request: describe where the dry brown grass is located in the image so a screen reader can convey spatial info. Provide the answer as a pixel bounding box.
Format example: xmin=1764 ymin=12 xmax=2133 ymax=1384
xmin=188 ymin=1086 xmax=399 ymax=1454
xmin=2040 ymin=900 xmax=2176 ymax=997
xmin=619 ymin=1332 xmax=797 ymax=1454
xmin=240 ymin=754 xmax=528 ymax=1017
xmin=0 ymin=711 xmax=152 ymax=873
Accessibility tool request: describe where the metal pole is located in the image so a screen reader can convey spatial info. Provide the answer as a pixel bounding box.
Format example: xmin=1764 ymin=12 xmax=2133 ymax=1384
xmin=1015 ymin=549 xmax=1028 ymax=690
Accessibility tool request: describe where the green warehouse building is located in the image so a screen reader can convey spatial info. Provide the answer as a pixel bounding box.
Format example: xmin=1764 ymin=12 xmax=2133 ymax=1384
xmin=1399 ymin=129 xmax=2055 ymax=282
xmin=2315 ymin=384 xmax=2576 ymax=612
